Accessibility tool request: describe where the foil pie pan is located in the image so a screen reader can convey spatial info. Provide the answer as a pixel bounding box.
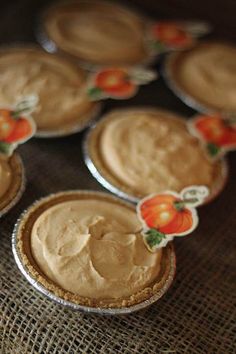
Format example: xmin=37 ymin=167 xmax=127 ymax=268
xmin=35 ymin=1 xmax=158 ymax=71
xmin=163 ymin=51 xmax=233 ymax=116
xmin=0 ymin=154 xmax=26 ymax=218
xmin=12 ymin=190 xmax=176 ymax=315
xmin=35 ymin=102 xmax=103 ymax=138
xmin=0 ymin=44 xmax=103 ymax=139
xmin=83 ymin=110 xmax=229 ymax=205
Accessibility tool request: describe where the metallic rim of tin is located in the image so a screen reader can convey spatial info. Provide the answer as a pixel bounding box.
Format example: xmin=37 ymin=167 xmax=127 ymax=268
xmin=0 ymin=154 xmax=26 ymax=218
xmin=12 ymin=190 xmax=176 ymax=315
xmin=83 ymin=136 xmax=139 ymax=204
xmin=35 ymin=2 xmax=157 ymax=71
xmin=83 ymin=110 xmax=229 ymax=205
xmin=36 ymin=1 xmax=212 ymax=72
xmin=163 ymin=51 xmax=228 ymax=115
xmin=0 ymin=43 xmax=103 ymax=138
xmin=35 ymin=102 xmax=103 ymax=138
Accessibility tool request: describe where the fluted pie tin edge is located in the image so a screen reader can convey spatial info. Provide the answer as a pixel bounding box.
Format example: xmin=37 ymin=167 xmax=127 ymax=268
xmin=83 ymin=110 xmax=229 ymax=205
xmin=0 ymin=154 xmax=26 ymax=218
xmin=35 ymin=102 xmax=103 ymax=138
xmin=35 ymin=1 xmax=158 ymax=71
xmin=12 ymin=190 xmax=176 ymax=315
xmin=163 ymin=50 xmax=236 ymax=116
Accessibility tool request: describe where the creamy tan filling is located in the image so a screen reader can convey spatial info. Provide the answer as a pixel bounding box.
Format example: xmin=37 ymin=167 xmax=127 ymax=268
xmin=45 ymin=2 xmax=147 ymax=64
xmin=0 ymin=157 xmax=12 ymax=198
xmin=31 ymin=199 xmax=162 ymax=299
xmin=177 ymin=43 xmax=236 ymax=111
xmin=0 ymin=49 xmax=93 ymax=130
xmin=100 ymin=111 xmax=215 ymax=194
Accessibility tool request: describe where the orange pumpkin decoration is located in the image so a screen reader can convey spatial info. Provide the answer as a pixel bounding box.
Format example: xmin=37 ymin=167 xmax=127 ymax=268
xmin=5 ymin=117 xmax=33 ymax=143
xmin=140 ymin=194 xmax=194 ymax=235
xmin=152 ymin=22 xmax=193 ymax=48
xmin=95 ymin=69 xmax=136 ymax=97
xmin=194 ymin=115 xmax=236 ymax=148
xmin=0 ymin=108 xmax=34 ymax=144
xmin=0 ymin=109 xmax=16 ymax=140
xmin=138 ymin=186 xmax=208 ymax=250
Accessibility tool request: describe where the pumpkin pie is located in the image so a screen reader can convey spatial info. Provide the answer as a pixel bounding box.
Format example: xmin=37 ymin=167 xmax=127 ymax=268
xmin=84 ymin=108 xmax=227 ymax=202
xmin=0 ymin=47 xmax=99 ymax=137
xmin=165 ymin=42 xmax=236 ymax=113
xmin=0 ymin=153 xmax=25 ymax=216
xmin=41 ymin=0 xmax=149 ymax=66
xmin=14 ymin=191 xmax=175 ymax=309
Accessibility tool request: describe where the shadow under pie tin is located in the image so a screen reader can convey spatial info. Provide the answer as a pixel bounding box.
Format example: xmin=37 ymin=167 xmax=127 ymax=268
xmin=83 ymin=108 xmax=229 ymax=204
xmin=163 ymin=42 xmax=236 ymax=115
xmin=0 ymin=45 xmax=102 ymax=138
xmin=12 ymin=190 xmax=176 ymax=315
xmin=0 ymin=153 xmax=25 ymax=218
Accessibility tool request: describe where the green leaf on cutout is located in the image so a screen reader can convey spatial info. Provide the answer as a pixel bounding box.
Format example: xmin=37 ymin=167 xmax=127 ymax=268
xmin=207 ymin=142 xmax=221 ymax=157
xmin=0 ymin=141 xmax=12 ymax=155
xmin=87 ymin=87 xmax=103 ymax=100
xmin=145 ymin=228 xmax=166 ymax=249
xmin=150 ymin=40 xmax=166 ymax=52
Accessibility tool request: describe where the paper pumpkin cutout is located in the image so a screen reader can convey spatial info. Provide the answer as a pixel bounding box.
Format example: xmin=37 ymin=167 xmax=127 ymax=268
xmin=151 ymin=22 xmax=194 ymax=50
xmin=0 ymin=96 xmax=37 ymax=156
xmin=188 ymin=114 xmax=236 ymax=159
xmin=87 ymin=67 xmax=157 ymax=100
xmin=149 ymin=21 xmax=211 ymax=52
xmin=137 ymin=186 xmax=209 ymax=251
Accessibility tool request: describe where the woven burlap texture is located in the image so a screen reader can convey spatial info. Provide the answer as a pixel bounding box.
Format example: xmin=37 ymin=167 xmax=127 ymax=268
xmin=1 ymin=135 xmax=236 ymax=354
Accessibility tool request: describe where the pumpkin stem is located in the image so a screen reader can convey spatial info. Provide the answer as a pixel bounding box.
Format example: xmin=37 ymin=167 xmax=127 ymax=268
xmin=174 ymin=198 xmax=198 ymax=211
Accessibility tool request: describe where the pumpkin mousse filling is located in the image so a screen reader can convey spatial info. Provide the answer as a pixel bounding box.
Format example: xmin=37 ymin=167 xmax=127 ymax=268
xmin=30 ymin=199 xmax=163 ymax=300
xmin=43 ymin=1 xmax=148 ymax=65
xmin=98 ymin=110 xmax=217 ymax=195
xmin=171 ymin=42 xmax=236 ymax=112
xmin=0 ymin=48 xmax=96 ymax=132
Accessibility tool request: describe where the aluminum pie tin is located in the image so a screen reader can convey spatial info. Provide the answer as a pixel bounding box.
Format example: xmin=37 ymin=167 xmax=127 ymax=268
xmin=37 ymin=0 xmax=213 ymax=71
xmin=36 ymin=1 xmax=157 ymax=71
xmin=83 ymin=108 xmax=229 ymax=205
xmin=12 ymin=190 xmax=176 ymax=315
xmin=0 ymin=153 xmax=26 ymax=218
xmin=36 ymin=27 xmax=156 ymax=72
xmin=0 ymin=44 xmax=103 ymax=139
xmin=35 ymin=102 xmax=103 ymax=138
xmin=83 ymin=144 xmax=140 ymax=204
xmin=163 ymin=47 xmax=236 ymax=116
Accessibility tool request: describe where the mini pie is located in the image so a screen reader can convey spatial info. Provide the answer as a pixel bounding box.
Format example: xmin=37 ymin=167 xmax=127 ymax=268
xmin=165 ymin=42 xmax=236 ymax=113
xmin=15 ymin=191 xmax=175 ymax=309
xmin=41 ymin=0 xmax=149 ymax=66
xmin=85 ymin=108 xmax=227 ymax=202
xmin=0 ymin=153 xmax=25 ymax=216
xmin=0 ymin=47 xmax=99 ymax=136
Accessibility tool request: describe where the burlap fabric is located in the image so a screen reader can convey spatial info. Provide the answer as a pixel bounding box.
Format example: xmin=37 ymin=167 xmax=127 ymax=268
xmin=0 ymin=1 xmax=236 ymax=353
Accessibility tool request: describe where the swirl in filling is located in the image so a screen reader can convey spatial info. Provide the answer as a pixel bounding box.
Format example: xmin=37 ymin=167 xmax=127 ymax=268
xmin=31 ymin=199 xmax=162 ymax=299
